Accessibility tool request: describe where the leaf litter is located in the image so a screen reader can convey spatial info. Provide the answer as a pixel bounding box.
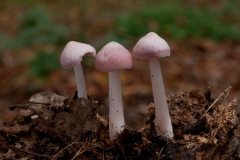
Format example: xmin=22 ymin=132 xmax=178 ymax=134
xmin=0 ymin=88 xmax=239 ymax=159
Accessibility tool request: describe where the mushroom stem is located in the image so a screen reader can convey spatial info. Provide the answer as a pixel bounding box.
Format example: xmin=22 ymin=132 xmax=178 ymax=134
xmin=149 ymin=58 xmax=174 ymax=138
xmin=109 ymin=70 xmax=125 ymax=140
xmin=73 ymin=63 xmax=87 ymax=99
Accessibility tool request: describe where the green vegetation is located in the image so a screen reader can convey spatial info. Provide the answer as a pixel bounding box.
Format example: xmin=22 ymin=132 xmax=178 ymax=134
xmin=0 ymin=7 xmax=67 ymax=79
xmin=27 ymin=51 xmax=59 ymax=79
xmin=114 ymin=4 xmax=240 ymax=41
xmin=0 ymin=7 xmax=67 ymax=50
xmin=18 ymin=7 xmax=67 ymax=46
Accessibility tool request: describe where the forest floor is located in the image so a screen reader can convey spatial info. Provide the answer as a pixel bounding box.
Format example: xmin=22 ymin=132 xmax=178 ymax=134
xmin=0 ymin=88 xmax=239 ymax=159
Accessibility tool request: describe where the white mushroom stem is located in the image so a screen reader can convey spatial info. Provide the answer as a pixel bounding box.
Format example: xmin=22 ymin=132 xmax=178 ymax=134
xmin=109 ymin=70 xmax=125 ymax=140
xmin=73 ymin=63 xmax=87 ymax=99
xmin=149 ymin=58 xmax=174 ymax=138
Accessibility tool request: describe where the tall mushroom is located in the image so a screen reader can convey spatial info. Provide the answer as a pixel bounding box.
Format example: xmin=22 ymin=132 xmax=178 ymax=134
xmin=95 ymin=41 xmax=133 ymax=140
xmin=60 ymin=41 xmax=96 ymax=99
xmin=132 ymin=32 xmax=174 ymax=138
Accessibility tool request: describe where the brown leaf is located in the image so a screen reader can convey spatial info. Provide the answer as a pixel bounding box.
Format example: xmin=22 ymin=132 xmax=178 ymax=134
xmin=0 ymin=124 xmax=32 ymax=135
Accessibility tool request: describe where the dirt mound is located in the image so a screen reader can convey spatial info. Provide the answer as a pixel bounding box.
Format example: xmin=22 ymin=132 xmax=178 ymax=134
xmin=0 ymin=89 xmax=239 ymax=159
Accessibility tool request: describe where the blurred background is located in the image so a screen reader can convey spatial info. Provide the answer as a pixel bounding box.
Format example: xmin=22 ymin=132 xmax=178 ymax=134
xmin=0 ymin=0 xmax=240 ymax=129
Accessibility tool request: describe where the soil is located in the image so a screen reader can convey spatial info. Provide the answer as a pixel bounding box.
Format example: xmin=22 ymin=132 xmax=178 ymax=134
xmin=0 ymin=88 xmax=239 ymax=160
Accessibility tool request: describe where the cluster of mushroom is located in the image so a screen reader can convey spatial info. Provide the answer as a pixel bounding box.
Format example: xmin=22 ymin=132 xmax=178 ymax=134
xmin=60 ymin=32 xmax=174 ymax=140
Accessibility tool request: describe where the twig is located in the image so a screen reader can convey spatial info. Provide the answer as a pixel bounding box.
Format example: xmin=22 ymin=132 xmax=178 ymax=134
xmin=71 ymin=142 xmax=85 ymax=160
xmin=159 ymin=151 xmax=170 ymax=159
xmin=222 ymin=87 xmax=230 ymax=103
xmin=210 ymin=125 xmax=227 ymax=139
xmin=55 ymin=135 xmax=78 ymax=152
xmin=52 ymin=142 xmax=79 ymax=160
xmin=9 ymin=104 xmax=28 ymax=110
xmin=9 ymin=145 xmax=51 ymax=159
xmin=158 ymin=147 xmax=165 ymax=160
xmin=28 ymin=101 xmax=50 ymax=105
xmin=71 ymin=143 xmax=103 ymax=160
xmin=201 ymin=86 xmax=232 ymax=119
xmin=105 ymin=145 xmax=116 ymax=151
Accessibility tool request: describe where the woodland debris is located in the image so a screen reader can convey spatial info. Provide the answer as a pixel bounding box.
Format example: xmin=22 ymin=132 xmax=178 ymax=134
xmin=0 ymin=89 xmax=239 ymax=159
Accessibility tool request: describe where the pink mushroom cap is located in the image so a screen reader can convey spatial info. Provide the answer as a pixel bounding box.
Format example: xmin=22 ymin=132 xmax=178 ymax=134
xmin=60 ymin=41 xmax=96 ymax=69
xmin=95 ymin=41 xmax=133 ymax=72
xmin=132 ymin=32 xmax=170 ymax=60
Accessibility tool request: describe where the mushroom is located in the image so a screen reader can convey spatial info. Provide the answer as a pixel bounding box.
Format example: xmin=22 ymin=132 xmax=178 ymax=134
xmin=132 ymin=32 xmax=174 ymax=138
xmin=95 ymin=41 xmax=133 ymax=139
xmin=60 ymin=41 xmax=96 ymax=99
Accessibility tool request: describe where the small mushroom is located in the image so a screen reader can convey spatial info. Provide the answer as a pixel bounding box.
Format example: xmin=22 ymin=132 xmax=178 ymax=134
xmin=132 ymin=32 xmax=173 ymax=138
xmin=95 ymin=41 xmax=133 ymax=139
xmin=60 ymin=41 xmax=96 ymax=99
